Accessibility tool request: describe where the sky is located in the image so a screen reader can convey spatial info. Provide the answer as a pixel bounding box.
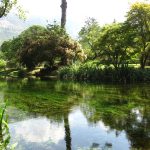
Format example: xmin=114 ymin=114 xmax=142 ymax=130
xmin=1 ymin=0 xmax=149 ymax=39
xmin=17 ymin=0 xmax=149 ymax=37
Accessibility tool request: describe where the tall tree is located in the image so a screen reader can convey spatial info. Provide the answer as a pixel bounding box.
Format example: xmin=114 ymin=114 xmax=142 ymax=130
xmin=126 ymin=2 xmax=150 ymax=69
xmin=60 ymin=0 xmax=67 ymax=28
xmin=97 ymin=23 xmax=135 ymax=70
xmin=79 ymin=18 xmax=101 ymax=59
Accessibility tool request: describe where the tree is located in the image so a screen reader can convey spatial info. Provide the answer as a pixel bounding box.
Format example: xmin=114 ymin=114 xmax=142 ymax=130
xmin=0 ymin=0 xmax=25 ymax=19
xmin=1 ymin=24 xmax=84 ymax=70
xmin=0 ymin=26 xmax=47 ymax=68
xmin=126 ymin=2 xmax=150 ymax=69
xmin=0 ymin=0 xmax=17 ymax=18
xmin=60 ymin=0 xmax=67 ymax=28
xmin=0 ymin=38 xmax=23 ymax=68
xmin=97 ymin=23 xmax=135 ymax=70
xmin=79 ymin=18 xmax=101 ymax=59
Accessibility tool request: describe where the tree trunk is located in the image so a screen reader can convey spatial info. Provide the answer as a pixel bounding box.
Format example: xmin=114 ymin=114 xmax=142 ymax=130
xmin=0 ymin=128 xmax=3 ymax=144
xmin=64 ymin=114 xmax=71 ymax=150
xmin=140 ymin=57 xmax=145 ymax=69
xmin=60 ymin=0 xmax=67 ymax=28
xmin=140 ymin=53 xmax=148 ymax=69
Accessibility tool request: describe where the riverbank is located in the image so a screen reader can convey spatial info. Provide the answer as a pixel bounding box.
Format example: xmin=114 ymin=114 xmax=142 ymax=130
xmin=58 ymin=64 xmax=150 ymax=83
xmin=0 ymin=65 xmax=150 ymax=84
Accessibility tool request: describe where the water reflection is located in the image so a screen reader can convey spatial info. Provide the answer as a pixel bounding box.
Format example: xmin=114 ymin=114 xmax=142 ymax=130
xmin=11 ymin=118 xmax=64 ymax=143
xmin=8 ymin=108 xmax=130 ymax=150
xmin=0 ymin=79 xmax=149 ymax=149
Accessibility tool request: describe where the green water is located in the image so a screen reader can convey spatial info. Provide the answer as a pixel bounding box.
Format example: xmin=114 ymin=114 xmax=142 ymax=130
xmin=0 ymin=79 xmax=150 ymax=150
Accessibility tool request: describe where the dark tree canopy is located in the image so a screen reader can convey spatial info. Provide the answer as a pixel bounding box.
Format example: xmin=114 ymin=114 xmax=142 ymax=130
xmin=0 ymin=24 xmax=85 ymax=70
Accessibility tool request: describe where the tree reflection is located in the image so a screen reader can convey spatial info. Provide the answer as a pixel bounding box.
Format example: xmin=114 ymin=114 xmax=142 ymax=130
xmin=1 ymin=80 xmax=150 ymax=149
xmin=126 ymin=106 xmax=150 ymax=149
xmin=64 ymin=113 xmax=71 ymax=150
xmin=4 ymin=80 xmax=75 ymax=149
xmin=80 ymin=84 xmax=150 ymax=149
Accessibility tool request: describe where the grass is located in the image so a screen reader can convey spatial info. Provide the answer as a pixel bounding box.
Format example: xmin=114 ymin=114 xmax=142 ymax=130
xmin=58 ymin=62 xmax=150 ymax=83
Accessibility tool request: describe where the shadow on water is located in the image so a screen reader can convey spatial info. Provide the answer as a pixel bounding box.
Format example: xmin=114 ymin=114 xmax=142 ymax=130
xmin=0 ymin=79 xmax=149 ymax=149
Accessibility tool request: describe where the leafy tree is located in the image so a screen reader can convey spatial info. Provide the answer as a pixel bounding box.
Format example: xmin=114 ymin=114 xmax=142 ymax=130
xmin=18 ymin=24 xmax=83 ymax=69
xmin=0 ymin=59 xmax=6 ymax=70
xmin=126 ymin=2 xmax=150 ymax=69
xmin=0 ymin=25 xmax=49 ymax=69
xmin=0 ymin=40 xmax=12 ymax=60
xmin=97 ymin=23 xmax=135 ymax=69
xmin=0 ymin=40 xmax=15 ymax=68
xmin=79 ymin=18 xmax=101 ymax=59
xmin=1 ymin=24 xmax=85 ymax=70
xmin=0 ymin=0 xmax=16 ymax=18
xmin=0 ymin=0 xmax=25 ymax=19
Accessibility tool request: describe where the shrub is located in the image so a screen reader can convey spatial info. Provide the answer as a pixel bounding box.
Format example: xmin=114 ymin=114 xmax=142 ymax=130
xmin=58 ymin=61 xmax=150 ymax=83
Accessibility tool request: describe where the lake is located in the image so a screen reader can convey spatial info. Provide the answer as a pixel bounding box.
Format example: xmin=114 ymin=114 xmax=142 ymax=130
xmin=0 ymin=79 xmax=150 ymax=150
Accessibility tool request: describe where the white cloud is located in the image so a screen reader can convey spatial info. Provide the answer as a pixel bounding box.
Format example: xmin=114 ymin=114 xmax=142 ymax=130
xmin=98 ymin=121 xmax=109 ymax=131
xmin=0 ymin=0 xmax=150 ymax=37
xmin=4 ymin=0 xmax=150 ymax=37
xmin=0 ymin=20 xmax=23 ymax=30
xmin=69 ymin=109 xmax=88 ymax=127
xmin=18 ymin=0 xmax=61 ymax=20
xmin=0 ymin=20 xmax=14 ymax=28
xmin=19 ymin=0 xmax=149 ymax=24
xmin=13 ymin=118 xmax=65 ymax=144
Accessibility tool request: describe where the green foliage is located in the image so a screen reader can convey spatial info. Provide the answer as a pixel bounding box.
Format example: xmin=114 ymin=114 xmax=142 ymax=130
xmin=0 ymin=104 xmax=6 ymax=129
xmin=126 ymin=2 xmax=150 ymax=69
xmin=79 ymin=18 xmax=101 ymax=58
xmin=78 ymin=2 xmax=150 ymax=72
xmin=0 ymin=1 xmax=150 ymax=81
xmin=0 ymin=104 xmax=11 ymax=150
xmin=0 ymin=38 xmax=23 ymax=68
xmin=97 ymin=23 xmax=136 ymax=69
xmin=0 ymin=0 xmax=25 ymax=19
xmin=0 ymin=40 xmax=12 ymax=60
xmin=1 ymin=24 xmax=85 ymax=70
xmin=59 ymin=61 xmax=150 ymax=83
xmin=1 ymin=80 xmax=150 ymax=149
xmin=0 ymin=0 xmax=17 ymax=18
xmin=17 ymin=25 xmax=50 ymax=69
xmin=0 ymin=59 xmax=6 ymax=70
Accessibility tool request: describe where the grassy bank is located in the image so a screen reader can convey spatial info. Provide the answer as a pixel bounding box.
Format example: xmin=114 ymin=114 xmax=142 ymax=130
xmin=58 ymin=62 xmax=150 ymax=83
xmin=1 ymin=62 xmax=150 ymax=83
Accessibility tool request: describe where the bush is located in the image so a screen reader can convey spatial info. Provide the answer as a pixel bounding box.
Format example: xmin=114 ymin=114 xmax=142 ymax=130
xmin=58 ymin=61 xmax=150 ymax=83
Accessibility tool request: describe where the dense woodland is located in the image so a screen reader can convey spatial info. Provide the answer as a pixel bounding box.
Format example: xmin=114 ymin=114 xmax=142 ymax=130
xmin=0 ymin=1 xmax=150 ymax=83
